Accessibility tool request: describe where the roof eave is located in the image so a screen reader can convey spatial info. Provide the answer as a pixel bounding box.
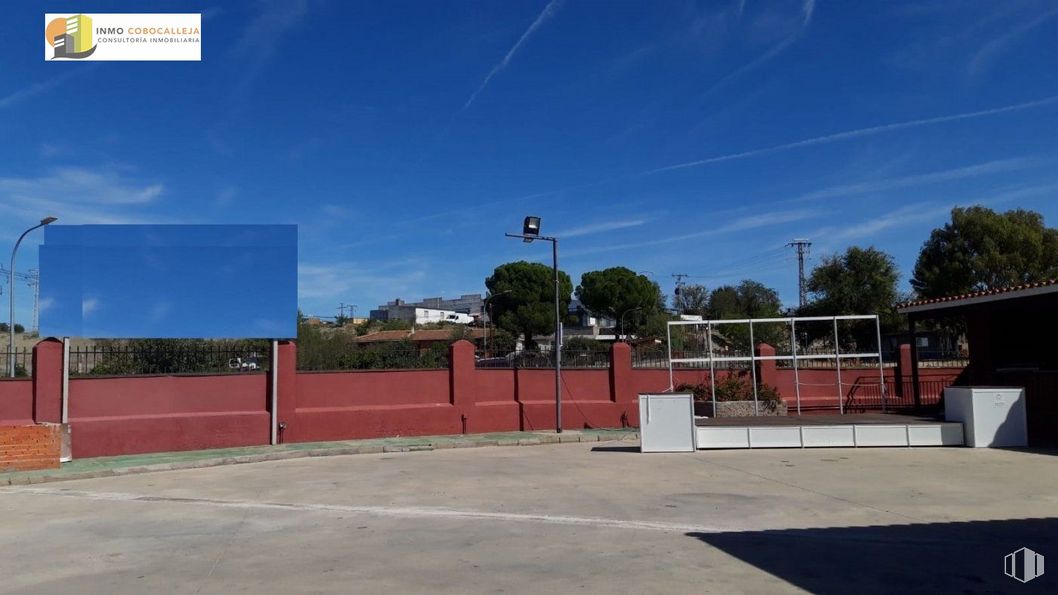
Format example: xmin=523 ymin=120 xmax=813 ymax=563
xmin=897 ymin=283 xmax=1058 ymax=315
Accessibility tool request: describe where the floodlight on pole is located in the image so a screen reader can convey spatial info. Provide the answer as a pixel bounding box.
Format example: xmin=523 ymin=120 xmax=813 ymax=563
xmin=9 ymin=216 xmax=57 ymax=377
xmin=505 ymin=216 xmax=562 ymax=433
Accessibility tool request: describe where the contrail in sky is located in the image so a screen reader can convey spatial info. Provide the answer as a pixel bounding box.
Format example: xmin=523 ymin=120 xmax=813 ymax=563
xmin=642 ymin=93 xmax=1058 ymax=175
xmin=461 ymin=0 xmax=563 ymax=111
xmin=697 ymin=0 xmax=816 ymax=101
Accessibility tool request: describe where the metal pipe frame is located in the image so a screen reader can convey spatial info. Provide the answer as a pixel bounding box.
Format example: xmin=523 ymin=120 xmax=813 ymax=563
xmin=833 ymin=318 xmax=843 ymax=415
xmin=791 ymin=320 xmax=802 ymax=415
xmin=875 ymin=316 xmax=887 ymax=412
xmin=666 ymin=314 xmax=886 ymax=417
xmin=749 ymin=320 xmax=759 ymax=416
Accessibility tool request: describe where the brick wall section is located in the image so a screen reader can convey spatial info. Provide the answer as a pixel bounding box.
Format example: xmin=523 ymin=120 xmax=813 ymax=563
xmin=0 ymin=424 xmax=61 ymax=472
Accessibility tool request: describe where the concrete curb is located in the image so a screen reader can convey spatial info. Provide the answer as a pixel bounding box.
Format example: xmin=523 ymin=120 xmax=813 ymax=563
xmin=1 ymin=431 xmax=639 ymax=486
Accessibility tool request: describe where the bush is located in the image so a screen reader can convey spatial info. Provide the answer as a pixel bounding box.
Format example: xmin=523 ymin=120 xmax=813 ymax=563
xmin=676 ymin=373 xmax=781 ymax=403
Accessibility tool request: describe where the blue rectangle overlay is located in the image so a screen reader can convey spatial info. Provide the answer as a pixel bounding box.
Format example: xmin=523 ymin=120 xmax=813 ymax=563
xmin=39 ymin=224 xmax=297 ymax=339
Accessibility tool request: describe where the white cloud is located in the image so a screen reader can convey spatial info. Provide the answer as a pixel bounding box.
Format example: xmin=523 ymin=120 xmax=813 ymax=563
xmin=552 ymin=219 xmax=648 ymax=238
xmin=785 ymin=156 xmax=1040 ymax=205
xmin=967 ymin=7 xmax=1058 ymax=77
xmin=82 ymin=298 xmax=99 ymax=318
xmin=697 ymin=0 xmax=815 ymax=100
xmin=148 ymin=301 xmax=172 ymax=323
xmin=298 ymin=261 xmax=428 ymax=310
xmin=0 ymin=166 xmax=166 ymax=227
xmin=0 ymin=69 xmax=95 ymax=110
xmin=566 ymin=208 xmax=819 ymax=257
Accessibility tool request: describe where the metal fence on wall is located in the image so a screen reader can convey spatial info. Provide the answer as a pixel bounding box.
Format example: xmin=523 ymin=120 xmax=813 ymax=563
xmin=68 ymin=342 xmax=271 ymax=376
xmin=476 ymin=346 xmax=610 ymax=369
xmin=297 ymin=343 xmax=449 ymax=371
xmin=0 ymin=348 xmax=32 ymax=377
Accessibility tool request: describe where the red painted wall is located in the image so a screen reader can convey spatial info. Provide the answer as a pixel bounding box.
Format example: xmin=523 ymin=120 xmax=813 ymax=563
xmin=68 ymin=373 xmax=270 ymax=458
xmin=0 ymin=380 xmax=34 ymax=425
xmin=8 ymin=339 xmax=966 ymax=460
xmin=291 ymin=369 xmax=457 ymax=442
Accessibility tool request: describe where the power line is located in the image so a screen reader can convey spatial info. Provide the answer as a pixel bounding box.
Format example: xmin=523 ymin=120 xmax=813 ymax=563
xmin=0 ymin=267 xmax=40 ymax=333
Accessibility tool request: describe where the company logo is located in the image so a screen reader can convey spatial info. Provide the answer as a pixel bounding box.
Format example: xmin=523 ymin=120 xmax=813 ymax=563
xmin=1005 ymin=547 xmax=1045 ymax=583
xmin=46 ymin=14 xmax=96 ymax=59
xmin=43 ymin=14 xmax=201 ymax=62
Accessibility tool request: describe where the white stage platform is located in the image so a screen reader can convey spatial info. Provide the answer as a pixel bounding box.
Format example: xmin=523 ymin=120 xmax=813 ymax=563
xmin=693 ymin=414 xmax=965 ymax=449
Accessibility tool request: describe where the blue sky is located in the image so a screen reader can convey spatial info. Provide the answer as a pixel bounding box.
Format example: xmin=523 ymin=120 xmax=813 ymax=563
xmin=3 ymin=0 xmax=1058 ymax=327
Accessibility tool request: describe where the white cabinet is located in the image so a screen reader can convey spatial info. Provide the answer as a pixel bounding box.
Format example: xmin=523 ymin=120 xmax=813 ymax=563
xmin=638 ymin=393 xmax=696 ymax=452
xmin=944 ymin=387 xmax=1027 ymax=447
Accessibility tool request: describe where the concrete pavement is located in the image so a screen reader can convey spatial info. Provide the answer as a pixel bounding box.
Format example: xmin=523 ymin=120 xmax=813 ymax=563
xmin=2 ymin=442 xmax=1057 ymax=593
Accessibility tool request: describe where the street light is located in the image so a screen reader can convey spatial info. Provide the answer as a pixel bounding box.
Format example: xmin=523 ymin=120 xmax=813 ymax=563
xmin=9 ymin=216 xmax=57 ymax=377
xmin=506 ymin=216 xmax=563 ymax=433
xmin=620 ymin=306 xmax=643 ymax=342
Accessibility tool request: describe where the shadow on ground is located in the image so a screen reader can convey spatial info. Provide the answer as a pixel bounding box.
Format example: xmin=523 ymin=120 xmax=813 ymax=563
xmin=590 ymin=445 xmax=640 ymax=453
xmin=688 ymin=517 xmax=1057 ymax=594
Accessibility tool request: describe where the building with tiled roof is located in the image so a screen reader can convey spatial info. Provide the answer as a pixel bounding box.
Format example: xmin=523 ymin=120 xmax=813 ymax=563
xmin=896 ymin=279 xmax=1058 ymax=447
xmin=897 ymin=279 xmax=1058 ymax=314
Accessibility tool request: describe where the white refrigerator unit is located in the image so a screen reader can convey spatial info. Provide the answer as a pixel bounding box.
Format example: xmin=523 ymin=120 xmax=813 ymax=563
xmin=638 ymin=393 xmax=696 ymax=452
xmin=944 ymin=387 xmax=1027 ymax=447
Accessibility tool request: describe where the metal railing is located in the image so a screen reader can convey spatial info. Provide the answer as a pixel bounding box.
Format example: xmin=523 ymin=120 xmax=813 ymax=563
xmin=0 ymin=348 xmax=32 ymax=377
xmin=842 ymin=377 xmax=956 ymax=412
xmin=69 ymin=342 xmax=271 ymax=376
xmin=632 ymin=346 xmax=668 ymax=368
xmin=475 ymin=347 xmax=610 ymax=369
xmin=298 ymin=344 xmax=448 ymax=371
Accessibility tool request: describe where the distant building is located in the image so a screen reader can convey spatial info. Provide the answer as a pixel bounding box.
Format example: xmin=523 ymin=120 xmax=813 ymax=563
xmin=352 ymin=328 xmax=487 ymax=349
xmin=370 ymin=294 xmax=485 ymax=322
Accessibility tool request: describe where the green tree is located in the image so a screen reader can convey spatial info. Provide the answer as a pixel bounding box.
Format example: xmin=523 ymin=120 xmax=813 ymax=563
xmin=673 ymin=283 xmax=709 ymax=316
xmin=802 ymin=247 xmax=899 ymax=315
xmin=0 ymin=323 xmax=24 ymax=333
xmin=485 ymin=261 xmax=573 ymax=349
xmin=800 ymin=246 xmax=900 ymax=348
xmin=912 ymin=206 xmax=1058 ymax=298
xmin=575 ymin=267 xmax=663 ymax=335
xmin=708 ymin=280 xmax=782 ymax=319
xmin=707 ymin=280 xmax=784 ymax=350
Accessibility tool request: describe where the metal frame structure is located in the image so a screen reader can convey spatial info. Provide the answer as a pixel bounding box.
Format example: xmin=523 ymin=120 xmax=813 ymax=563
xmin=666 ymin=315 xmax=887 ymax=416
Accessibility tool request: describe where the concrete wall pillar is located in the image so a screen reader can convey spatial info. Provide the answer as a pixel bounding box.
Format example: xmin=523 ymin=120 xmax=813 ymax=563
xmin=32 ymin=338 xmax=63 ymax=424
xmin=755 ymin=343 xmax=776 ymax=388
xmin=609 ymin=342 xmax=634 ymax=403
xmin=273 ymin=341 xmax=298 ymax=442
xmin=895 ymin=343 xmax=913 ymax=397
xmin=448 ymin=340 xmax=476 ymax=407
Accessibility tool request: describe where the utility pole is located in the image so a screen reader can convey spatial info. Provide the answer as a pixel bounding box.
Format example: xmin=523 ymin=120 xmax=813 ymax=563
xmin=787 ymin=239 xmax=812 ymax=308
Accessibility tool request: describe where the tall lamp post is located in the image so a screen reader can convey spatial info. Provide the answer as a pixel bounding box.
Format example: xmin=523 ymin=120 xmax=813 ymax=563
xmin=620 ymin=306 xmax=642 ymax=342
xmin=9 ymin=216 xmax=57 ymax=377
xmin=506 ymin=216 xmax=563 ymax=433
xmin=483 ymin=289 xmax=511 ymax=356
